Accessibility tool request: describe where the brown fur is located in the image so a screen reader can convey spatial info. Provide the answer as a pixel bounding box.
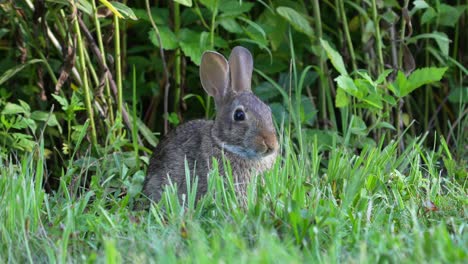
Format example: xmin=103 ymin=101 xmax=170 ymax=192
xmin=142 ymin=46 xmax=279 ymax=201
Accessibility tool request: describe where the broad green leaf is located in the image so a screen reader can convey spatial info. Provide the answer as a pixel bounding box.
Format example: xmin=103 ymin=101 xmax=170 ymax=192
xmin=401 ymin=67 xmax=448 ymax=97
xmin=0 ymin=59 xmax=44 ymax=85
xmin=320 ymin=39 xmax=348 ymax=76
xmin=412 ymin=0 xmax=429 ymax=11
xmin=355 ymin=71 xmax=375 ymax=86
xmin=110 ymin=1 xmax=137 ymax=20
xmin=389 ymin=71 xmax=407 ymax=97
xmin=438 ymin=4 xmax=465 ymax=27
xmin=270 ymin=102 xmax=289 ymax=124
xmin=219 ymin=0 xmax=254 ymax=16
xmin=421 ymin=7 xmax=436 ymax=24
xmin=18 ymin=100 xmax=31 ymax=114
xmin=133 ymin=8 xmax=169 ymax=24
xmin=350 ymin=115 xmax=367 ymax=136
xmin=335 ymin=75 xmax=361 ymax=98
xmin=432 ymin=31 xmax=449 ymax=57
xmin=257 ymin=11 xmax=287 ymax=50
xmin=408 ymin=32 xmax=449 ymax=57
xmin=354 ymin=78 xmax=375 ymax=96
xmin=199 ymin=0 xmax=218 ymax=12
xmin=254 ymin=82 xmax=280 ymax=101
xmin=219 ymin=18 xmax=243 ymax=33
xmin=178 ymin=29 xmax=209 ymax=65
xmin=2 ymin=103 xmax=27 ymax=115
xmin=12 ymin=133 xmax=35 ymax=151
xmin=304 ymin=129 xmax=341 ymax=148
xmin=382 ymin=94 xmax=397 ymax=106
xmin=173 ymin=0 xmax=192 ymax=7
xmin=276 ymin=7 xmax=314 ymax=38
xmin=31 ymin=111 xmax=60 ymax=128
xmin=149 ymin=27 xmax=178 ymax=50
xmin=77 ymin=0 xmax=93 ymax=15
xmin=238 ymin=17 xmax=266 ymax=38
xmin=362 ymin=94 xmax=383 ymax=110
xmin=375 ymin=121 xmax=396 ymax=130
xmin=335 ymin=87 xmax=349 ymax=108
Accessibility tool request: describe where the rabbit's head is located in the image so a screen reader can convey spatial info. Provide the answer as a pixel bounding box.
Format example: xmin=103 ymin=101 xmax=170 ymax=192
xmin=200 ymin=46 xmax=278 ymax=159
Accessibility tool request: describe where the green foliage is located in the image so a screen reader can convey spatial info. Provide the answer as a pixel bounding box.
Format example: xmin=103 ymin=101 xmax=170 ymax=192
xmin=390 ymin=67 xmax=448 ymax=97
xmin=1 ymin=134 xmax=466 ymax=262
xmin=0 ymin=0 xmax=466 ymax=260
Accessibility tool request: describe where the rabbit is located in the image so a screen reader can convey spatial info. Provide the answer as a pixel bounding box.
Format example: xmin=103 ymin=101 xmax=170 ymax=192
xmin=142 ymin=46 xmax=279 ymax=202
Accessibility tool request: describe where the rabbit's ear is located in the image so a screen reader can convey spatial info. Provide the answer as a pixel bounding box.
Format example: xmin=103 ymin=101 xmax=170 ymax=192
xmin=200 ymin=51 xmax=229 ymax=100
xmin=228 ymin=46 xmax=253 ymax=93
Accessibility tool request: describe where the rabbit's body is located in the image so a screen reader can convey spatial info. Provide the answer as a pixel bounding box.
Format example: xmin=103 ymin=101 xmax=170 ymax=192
xmin=143 ymin=119 xmax=277 ymax=200
xmin=143 ymin=47 xmax=278 ymax=201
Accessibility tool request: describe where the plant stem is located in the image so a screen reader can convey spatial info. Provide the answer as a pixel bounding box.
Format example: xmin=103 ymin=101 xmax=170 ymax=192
xmin=74 ymin=17 xmax=98 ymax=147
xmin=132 ymin=66 xmax=139 ymax=167
xmin=371 ymin=0 xmax=384 ymax=75
xmin=114 ymin=15 xmax=123 ymax=130
xmin=174 ymin=2 xmax=181 ymax=116
xmin=92 ymin=0 xmax=114 ymax=125
xmin=145 ymin=0 xmax=170 ymax=134
xmin=313 ymin=0 xmax=333 ymax=129
xmin=338 ymin=0 xmax=357 ymax=72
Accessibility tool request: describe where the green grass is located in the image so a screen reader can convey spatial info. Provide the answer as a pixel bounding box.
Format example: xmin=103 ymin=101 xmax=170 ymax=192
xmin=0 ymin=133 xmax=466 ymax=263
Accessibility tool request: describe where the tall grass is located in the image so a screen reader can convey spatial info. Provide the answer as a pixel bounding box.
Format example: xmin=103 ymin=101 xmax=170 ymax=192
xmin=1 ymin=131 xmax=465 ymax=262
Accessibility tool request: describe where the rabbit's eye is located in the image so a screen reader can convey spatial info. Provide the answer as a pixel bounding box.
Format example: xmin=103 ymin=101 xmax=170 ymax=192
xmin=233 ymin=109 xmax=245 ymax=121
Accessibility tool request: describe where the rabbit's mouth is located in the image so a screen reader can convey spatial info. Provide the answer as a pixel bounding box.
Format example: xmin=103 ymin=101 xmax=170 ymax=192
xmin=220 ymin=143 xmax=274 ymax=159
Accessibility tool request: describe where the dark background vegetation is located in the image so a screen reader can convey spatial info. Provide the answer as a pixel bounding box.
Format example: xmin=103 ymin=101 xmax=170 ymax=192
xmin=0 ymin=0 xmax=466 ymax=189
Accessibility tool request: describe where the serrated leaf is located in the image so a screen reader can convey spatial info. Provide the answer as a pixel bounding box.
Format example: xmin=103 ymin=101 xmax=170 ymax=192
xmin=389 ymin=71 xmax=407 ymax=97
xmin=2 ymin=103 xmax=27 ymax=115
xmin=51 ymin=93 xmax=70 ymax=110
xmin=376 ymin=69 xmax=394 ymax=84
xmin=110 ymin=1 xmax=137 ymax=20
xmin=173 ymin=0 xmax=192 ymax=7
xmin=401 ymin=67 xmax=448 ymax=97
xmin=320 ymin=39 xmax=348 ymax=76
xmin=149 ymin=27 xmax=179 ymax=50
xmin=276 ymin=7 xmax=313 ymax=38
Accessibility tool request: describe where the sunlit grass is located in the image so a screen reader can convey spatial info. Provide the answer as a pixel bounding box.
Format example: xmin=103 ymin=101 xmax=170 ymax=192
xmin=0 ymin=133 xmax=466 ymax=263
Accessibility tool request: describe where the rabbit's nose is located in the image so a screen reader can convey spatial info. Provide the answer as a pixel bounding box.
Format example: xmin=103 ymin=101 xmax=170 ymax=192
xmin=261 ymin=131 xmax=278 ymax=154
